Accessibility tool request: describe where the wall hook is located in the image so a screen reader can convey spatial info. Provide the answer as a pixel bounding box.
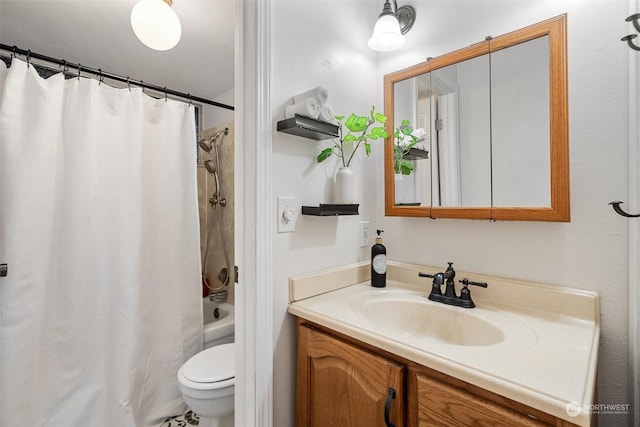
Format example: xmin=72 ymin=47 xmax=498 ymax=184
xmin=627 ymin=13 xmax=640 ymax=32
xmin=609 ymin=201 xmax=640 ymax=218
xmin=622 ymin=34 xmax=640 ymax=51
xmin=623 ymin=14 xmax=640 ymax=51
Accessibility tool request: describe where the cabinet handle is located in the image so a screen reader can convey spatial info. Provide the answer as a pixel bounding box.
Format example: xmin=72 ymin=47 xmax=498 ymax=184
xmin=384 ymin=387 xmax=396 ymax=427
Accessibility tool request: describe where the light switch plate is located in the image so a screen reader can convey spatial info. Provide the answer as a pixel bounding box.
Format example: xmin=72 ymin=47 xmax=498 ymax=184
xmin=277 ymin=196 xmax=298 ymax=233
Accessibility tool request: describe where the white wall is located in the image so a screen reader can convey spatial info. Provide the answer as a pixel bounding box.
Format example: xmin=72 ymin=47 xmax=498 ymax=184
xmin=202 ymin=87 xmax=235 ymax=130
xmin=271 ymin=1 xmax=378 ymax=425
xmin=376 ymin=1 xmax=630 ymax=424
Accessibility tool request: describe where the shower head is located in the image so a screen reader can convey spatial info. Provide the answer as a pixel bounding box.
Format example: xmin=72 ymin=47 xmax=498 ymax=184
xmin=198 ymin=138 xmax=213 ymax=153
xmin=204 ymin=160 xmax=216 ymax=174
xmin=198 ymin=127 xmax=229 ymax=153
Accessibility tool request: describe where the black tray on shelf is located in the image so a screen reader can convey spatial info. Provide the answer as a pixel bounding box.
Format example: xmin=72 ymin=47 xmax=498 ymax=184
xmin=301 ymin=204 xmax=359 ymax=216
xmin=277 ymin=114 xmax=339 ymax=140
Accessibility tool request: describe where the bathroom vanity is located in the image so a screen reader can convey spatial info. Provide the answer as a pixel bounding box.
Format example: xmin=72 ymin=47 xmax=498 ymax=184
xmin=288 ymin=261 xmax=599 ymax=427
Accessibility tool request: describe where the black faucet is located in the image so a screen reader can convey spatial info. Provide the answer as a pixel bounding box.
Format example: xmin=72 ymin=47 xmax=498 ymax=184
xmin=418 ymin=262 xmax=488 ymax=308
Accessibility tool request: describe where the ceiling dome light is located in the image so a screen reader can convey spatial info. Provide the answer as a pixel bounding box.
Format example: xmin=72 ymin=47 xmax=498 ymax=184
xmin=131 ymin=0 xmax=182 ymax=51
xmin=368 ymin=0 xmax=416 ymax=52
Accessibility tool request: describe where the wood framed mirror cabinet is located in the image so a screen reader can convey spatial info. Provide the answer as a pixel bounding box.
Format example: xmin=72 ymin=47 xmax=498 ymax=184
xmin=384 ymin=15 xmax=569 ymax=222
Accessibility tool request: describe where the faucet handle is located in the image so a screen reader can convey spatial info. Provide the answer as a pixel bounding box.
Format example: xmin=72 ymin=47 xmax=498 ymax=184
xmin=419 ymin=271 xmax=445 ymax=302
xmin=419 ymin=272 xmax=444 ymax=285
xmin=459 ymin=278 xmax=488 ymax=288
xmin=457 ymin=278 xmax=488 ymax=308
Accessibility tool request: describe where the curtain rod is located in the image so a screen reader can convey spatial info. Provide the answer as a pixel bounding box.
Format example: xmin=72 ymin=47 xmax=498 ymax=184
xmin=0 ymin=44 xmax=234 ymax=111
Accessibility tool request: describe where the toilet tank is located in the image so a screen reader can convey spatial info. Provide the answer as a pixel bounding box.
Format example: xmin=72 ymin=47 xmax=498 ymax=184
xmin=202 ymin=300 xmax=235 ymax=349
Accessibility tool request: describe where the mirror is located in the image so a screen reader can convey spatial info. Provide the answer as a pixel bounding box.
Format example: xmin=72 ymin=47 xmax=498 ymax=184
xmin=384 ymin=15 xmax=569 ymax=221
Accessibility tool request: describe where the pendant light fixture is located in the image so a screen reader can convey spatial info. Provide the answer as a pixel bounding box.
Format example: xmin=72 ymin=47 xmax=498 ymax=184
xmin=368 ymin=0 xmax=416 ymax=52
xmin=131 ymin=0 xmax=182 ymax=51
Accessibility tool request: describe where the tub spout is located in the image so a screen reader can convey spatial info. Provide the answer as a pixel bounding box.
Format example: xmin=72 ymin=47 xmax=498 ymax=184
xmin=209 ymin=290 xmax=228 ymax=302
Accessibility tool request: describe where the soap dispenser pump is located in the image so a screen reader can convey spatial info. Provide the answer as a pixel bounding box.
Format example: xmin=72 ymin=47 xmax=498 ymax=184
xmin=371 ymin=229 xmax=387 ymax=288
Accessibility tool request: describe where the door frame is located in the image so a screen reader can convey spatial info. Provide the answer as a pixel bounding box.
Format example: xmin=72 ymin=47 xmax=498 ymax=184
xmin=629 ymin=0 xmax=640 ymax=425
xmin=235 ymin=1 xmax=273 ymax=426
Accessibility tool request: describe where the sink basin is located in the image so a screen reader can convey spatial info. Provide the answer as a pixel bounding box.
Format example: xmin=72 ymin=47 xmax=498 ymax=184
xmin=350 ymin=291 xmax=505 ymax=346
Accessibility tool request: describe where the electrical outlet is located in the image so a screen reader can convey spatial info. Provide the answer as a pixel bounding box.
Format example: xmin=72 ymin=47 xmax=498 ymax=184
xmin=360 ymin=221 xmax=370 ymax=247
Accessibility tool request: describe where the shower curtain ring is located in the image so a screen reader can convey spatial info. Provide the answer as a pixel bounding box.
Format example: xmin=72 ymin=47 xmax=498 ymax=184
xmin=26 ymin=50 xmax=31 ymax=68
xmin=164 ymin=87 xmax=168 ymax=102
xmin=140 ymin=81 xmax=144 ymax=93
xmin=77 ymin=64 xmax=81 ymax=81
xmin=187 ymin=94 xmax=192 ymax=107
xmin=98 ymin=69 xmax=103 ymax=85
xmin=11 ymin=46 xmax=16 ymax=59
xmin=126 ymin=77 xmax=131 ymax=92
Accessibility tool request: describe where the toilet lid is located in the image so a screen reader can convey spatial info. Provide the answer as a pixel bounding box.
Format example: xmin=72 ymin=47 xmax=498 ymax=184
xmin=182 ymin=343 xmax=235 ymax=383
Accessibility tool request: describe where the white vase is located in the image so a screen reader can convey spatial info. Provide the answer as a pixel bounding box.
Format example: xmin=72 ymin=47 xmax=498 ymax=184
xmin=394 ymin=173 xmax=405 ymax=205
xmin=334 ymin=166 xmax=354 ymax=204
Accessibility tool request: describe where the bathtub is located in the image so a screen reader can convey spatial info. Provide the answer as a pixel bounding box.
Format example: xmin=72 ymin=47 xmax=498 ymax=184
xmin=202 ymin=298 xmax=235 ymax=348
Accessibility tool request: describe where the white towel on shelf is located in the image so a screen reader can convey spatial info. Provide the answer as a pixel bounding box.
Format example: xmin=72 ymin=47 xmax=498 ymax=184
xmin=319 ymin=103 xmax=337 ymax=123
xmin=292 ymin=86 xmax=329 ymax=106
xmin=284 ymin=98 xmax=321 ymax=119
xmin=399 ymin=128 xmax=427 ymax=150
xmin=412 ymin=128 xmax=427 ymax=141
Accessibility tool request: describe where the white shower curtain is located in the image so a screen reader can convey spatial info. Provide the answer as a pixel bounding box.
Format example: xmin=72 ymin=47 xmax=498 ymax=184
xmin=0 ymin=59 xmax=203 ymax=426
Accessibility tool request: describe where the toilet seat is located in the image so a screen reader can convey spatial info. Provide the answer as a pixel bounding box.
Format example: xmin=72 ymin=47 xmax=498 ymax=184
xmin=178 ymin=343 xmax=235 ymax=391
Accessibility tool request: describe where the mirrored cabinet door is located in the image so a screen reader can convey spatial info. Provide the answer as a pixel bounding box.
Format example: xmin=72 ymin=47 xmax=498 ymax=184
xmin=430 ymin=54 xmax=491 ymax=208
xmin=491 ymin=36 xmax=551 ymax=207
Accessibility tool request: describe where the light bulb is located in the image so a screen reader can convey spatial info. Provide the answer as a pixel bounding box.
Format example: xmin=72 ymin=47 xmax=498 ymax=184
xmin=131 ymin=0 xmax=182 ymax=51
xmin=368 ymin=14 xmax=405 ymax=51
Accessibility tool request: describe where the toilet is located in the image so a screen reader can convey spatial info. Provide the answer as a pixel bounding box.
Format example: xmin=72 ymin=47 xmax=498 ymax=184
xmin=178 ymin=301 xmax=235 ymax=427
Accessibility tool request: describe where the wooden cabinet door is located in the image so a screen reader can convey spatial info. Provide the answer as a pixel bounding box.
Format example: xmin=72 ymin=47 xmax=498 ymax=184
xmin=297 ymin=321 xmax=405 ymax=427
xmin=408 ymin=369 xmax=551 ymax=427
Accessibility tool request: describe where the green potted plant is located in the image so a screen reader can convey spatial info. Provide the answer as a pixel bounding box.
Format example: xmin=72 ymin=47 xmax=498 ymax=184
xmin=316 ymin=106 xmax=388 ymax=167
xmin=316 ymin=106 xmax=388 ymax=203
xmin=393 ymin=119 xmax=420 ymax=205
xmin=393 ymin=119 xmax=419 ymax=176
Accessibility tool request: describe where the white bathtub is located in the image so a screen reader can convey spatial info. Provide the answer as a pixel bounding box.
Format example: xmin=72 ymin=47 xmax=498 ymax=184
xmin=202 ymin=299 xmax=235 ymax=348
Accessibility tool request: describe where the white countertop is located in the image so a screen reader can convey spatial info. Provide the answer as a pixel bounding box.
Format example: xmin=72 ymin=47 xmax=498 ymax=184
xmin=287 ymin=261 xmax=600 ymax=426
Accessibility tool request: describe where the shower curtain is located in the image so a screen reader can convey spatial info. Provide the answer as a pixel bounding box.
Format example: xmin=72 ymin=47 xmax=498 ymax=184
xmin=0 ymin=59 xmax=203 ymax=426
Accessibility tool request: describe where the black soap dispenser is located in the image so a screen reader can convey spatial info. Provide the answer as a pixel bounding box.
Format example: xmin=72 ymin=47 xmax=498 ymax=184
xmin=371 ymin=229 xmax=387 ymax=288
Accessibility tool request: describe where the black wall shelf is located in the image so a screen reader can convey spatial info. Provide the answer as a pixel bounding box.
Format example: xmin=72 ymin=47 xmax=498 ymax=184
xmin=277 ymin=114 xmax=339 ymax=140
xmin=403 ymin=148 xmax=429 ymax=160
xmin=302 ymin=204 xmax=359 ymax=216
